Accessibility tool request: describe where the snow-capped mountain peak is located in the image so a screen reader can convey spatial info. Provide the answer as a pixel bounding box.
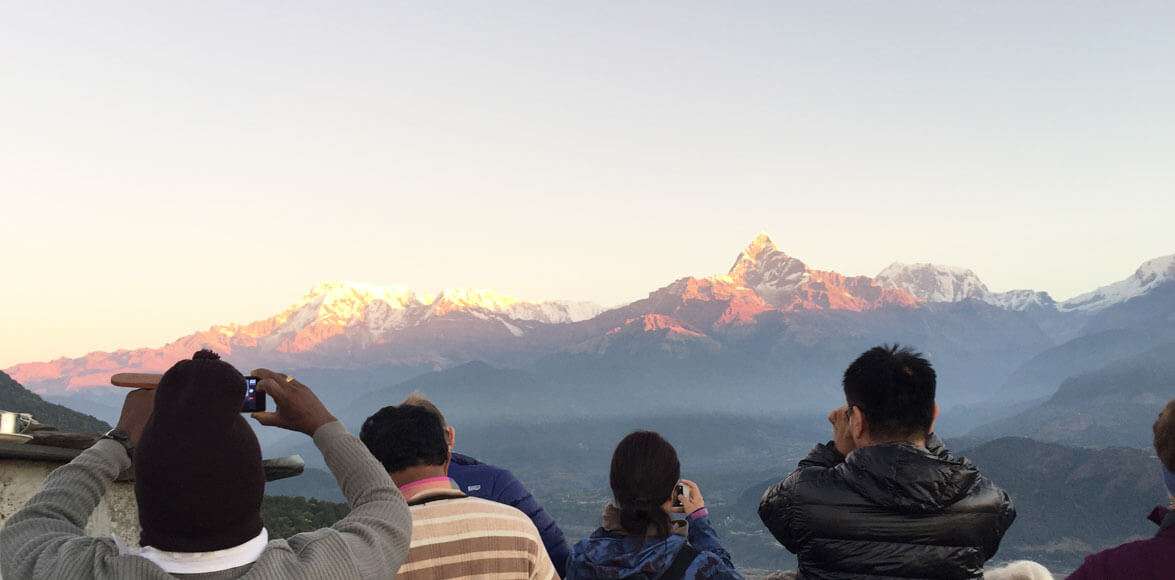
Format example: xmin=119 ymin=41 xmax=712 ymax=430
xmin=874 ymin=263 xmax=1063 ymax=311
xmin=875 ymin=262 xmax=991 ymax=303
xmin=295 ymin=281 xmax=422 ymax=321
xmin=727 ymin=234 xmax=809 ymax=296
xmin=1061 ymin=253 xmax=1175 ymax=312
xmin=986 ymin=289 xmax=1058 ymax=311
xmin=206 ymin=281 xmax=602 ymax=352
xmin=724 ymin=234 xmax=917 ymax=311
xmin=744 ymin=232 xmax=778 ymax=259
xmin=1138 ymin=254 xmax=1175 ymax=283
xmin=285 ymin=282 xmax=602 ymax=325
xmin=3 ymin=281 xmax=605 ymax=392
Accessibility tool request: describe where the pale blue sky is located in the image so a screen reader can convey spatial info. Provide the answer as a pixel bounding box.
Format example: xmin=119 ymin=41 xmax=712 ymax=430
xmin=2 ymin=2 xmax=1173 ymax=366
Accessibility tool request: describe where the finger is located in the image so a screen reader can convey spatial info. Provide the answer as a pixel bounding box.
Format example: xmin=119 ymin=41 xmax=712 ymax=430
xmin=251 ymin=412 xmax=287 ymax=428
xmin=282 ymin=374 xmax=308 ymax=390
xmin=126 ymin=389 xmax=151 ymax=405
xmin=251 ymin=368 xmax=281 ymax=379
xmin=680 ymin=479 xmax=699 ymax=491
xmin=255 ymin=369 xmax=305 ymax=391
xmin=257 ymin=377 xmax=291 ymax=401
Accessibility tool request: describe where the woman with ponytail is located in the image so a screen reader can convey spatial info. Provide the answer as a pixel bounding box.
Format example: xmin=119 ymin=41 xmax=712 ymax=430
xmin=566 ymin=431 xmax=742 ymax=579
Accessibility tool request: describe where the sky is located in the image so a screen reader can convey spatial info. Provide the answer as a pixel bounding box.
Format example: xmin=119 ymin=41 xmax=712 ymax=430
xmin=2 ymin=1 xmax=1174 ymax=368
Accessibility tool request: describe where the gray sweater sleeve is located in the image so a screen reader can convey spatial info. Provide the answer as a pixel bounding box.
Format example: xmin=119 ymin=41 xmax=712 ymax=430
xmin=256 ymin=421 xmax=413 ymax=579
xmin=0 ymin=439 xmax=166 ymax=579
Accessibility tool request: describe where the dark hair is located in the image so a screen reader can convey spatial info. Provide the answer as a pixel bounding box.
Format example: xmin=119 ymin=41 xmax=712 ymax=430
xmin=360 ymin=405 xmax=449 ymax=473
xmin=843 ymin=344 xmax=937 ymax=439
xmin=1154 ymin=399 xmax=1175 ymax=471
xmin=609 ymin=431 xmax=680 ymax=537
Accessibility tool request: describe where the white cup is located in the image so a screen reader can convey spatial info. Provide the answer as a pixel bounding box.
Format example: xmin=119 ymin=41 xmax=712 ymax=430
xmin=0 ymin=412 xmax=17 ymax=435
xmin=0 ymin=412 xmax=31 ymax=435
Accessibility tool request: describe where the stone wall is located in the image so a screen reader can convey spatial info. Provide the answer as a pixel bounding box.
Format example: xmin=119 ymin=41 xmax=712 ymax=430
xmin=0 ymin=458 xmax=142 ymax=544
xmin=0 ymin=458 xmax=141 ymax=579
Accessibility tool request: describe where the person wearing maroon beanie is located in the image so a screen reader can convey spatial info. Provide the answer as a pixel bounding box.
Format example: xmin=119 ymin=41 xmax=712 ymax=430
xmin=135 ymin=349 xmax=266 ymax=551
xmin=0 ymin=349 xmax=412 ymax=579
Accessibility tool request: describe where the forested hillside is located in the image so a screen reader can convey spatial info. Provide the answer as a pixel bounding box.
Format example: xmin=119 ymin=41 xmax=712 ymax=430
xmin=0 ymin=370 xmax=109 ymax=433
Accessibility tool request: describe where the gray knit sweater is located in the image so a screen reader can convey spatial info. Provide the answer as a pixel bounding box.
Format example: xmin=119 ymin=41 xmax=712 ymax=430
xmin=0 ymin=421 xmax=412 ymax=579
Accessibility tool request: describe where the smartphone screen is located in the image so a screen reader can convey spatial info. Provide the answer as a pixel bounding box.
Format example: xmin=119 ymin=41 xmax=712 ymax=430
xmin=242 ymin=376 xmax=266 ymax=413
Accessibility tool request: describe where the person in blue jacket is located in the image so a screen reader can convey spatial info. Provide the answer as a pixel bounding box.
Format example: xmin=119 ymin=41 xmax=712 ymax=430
xmin=567 ymin=431 xmax=742 ymax=579
xmin=402 ymin=393 xmax=571 ymax=576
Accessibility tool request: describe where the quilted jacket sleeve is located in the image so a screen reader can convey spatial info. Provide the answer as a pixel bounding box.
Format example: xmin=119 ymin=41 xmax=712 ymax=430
xmin=758 ymin=441 xmax=844 ymax=554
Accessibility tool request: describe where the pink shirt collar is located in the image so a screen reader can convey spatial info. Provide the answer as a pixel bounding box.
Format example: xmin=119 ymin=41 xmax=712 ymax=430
xmin=399 ymin=476 xmax=456 ymax=500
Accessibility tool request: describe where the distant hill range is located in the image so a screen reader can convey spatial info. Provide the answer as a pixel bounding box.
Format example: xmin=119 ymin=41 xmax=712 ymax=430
xmin=965 ymin=437 xmax=1165 ymax=573
xmin=0 ymin=370 xmax=109 ymax=433
xmin=970 ymin=341 xmax=1175 ymax=448
xmin=6 ymin=233 xmax=1174 ymax=419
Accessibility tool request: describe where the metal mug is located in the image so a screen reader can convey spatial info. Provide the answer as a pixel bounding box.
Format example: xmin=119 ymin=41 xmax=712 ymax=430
xmin=0 ymin=411 xmax=32 ymax=435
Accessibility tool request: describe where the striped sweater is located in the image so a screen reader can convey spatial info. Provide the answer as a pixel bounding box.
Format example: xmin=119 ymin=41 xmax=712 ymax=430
xmin=401 ymin=486 xmax=559 ymax=579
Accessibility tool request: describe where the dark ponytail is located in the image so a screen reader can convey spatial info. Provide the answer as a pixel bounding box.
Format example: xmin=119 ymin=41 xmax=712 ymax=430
xmin=609 ymin=431 xmax=680 ymax=537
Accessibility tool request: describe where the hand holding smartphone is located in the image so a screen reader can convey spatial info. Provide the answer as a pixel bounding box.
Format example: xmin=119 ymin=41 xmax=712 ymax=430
xmin=671 ymin=480 xmax=705 ymax=515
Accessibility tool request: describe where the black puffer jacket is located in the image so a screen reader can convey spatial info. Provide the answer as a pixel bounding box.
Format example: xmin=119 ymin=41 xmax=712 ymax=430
xmin=758 ymin=436 xmax=1015 ymax=579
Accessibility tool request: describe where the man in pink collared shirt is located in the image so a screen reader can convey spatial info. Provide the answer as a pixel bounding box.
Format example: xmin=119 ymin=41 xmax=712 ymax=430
xmin=360 ymin=404 xmax=559 ymax=579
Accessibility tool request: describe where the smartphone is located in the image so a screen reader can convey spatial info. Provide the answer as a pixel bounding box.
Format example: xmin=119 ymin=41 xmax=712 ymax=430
xmin=672 ymin=483 xmax=689 ymax=507
xmin=242 ymin=376 xmax=267 ymax=413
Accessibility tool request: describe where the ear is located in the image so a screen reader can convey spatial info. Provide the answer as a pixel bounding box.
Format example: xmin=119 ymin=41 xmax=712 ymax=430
xmin=445 ymin=426 xmax=456 ymax=448
xmin=929 ymin=403 xmax=940 ymax=434
xmin=849 ymin=406 xmax=867 ymax=442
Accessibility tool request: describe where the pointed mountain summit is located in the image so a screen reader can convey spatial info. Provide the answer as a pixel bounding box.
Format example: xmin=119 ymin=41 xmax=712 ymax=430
xmin=727 ymin=234 xmax=809 ymax=299
xmin=725 ymin=234 xmax=917 ymax=311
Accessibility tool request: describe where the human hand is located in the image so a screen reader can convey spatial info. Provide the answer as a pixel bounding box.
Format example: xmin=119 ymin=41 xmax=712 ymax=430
xmin=829 ymin=405 xmax=856 ymax=456
xmin=669 ymin=479 xmax=706 ymax=516
xmin=116 ymin=388 xmax=156 ymax=447
xmin=249 ymin=368 xmax=337 ymax=435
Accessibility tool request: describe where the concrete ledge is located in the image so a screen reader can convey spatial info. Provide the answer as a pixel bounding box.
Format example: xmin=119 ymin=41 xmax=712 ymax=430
xmin=0 ymin=442 xmax=305 ymax=482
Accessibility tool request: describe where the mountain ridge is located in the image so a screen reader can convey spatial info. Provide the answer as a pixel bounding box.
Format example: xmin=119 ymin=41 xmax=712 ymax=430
xmin=8 ymin=234 xmax=1174 ymax=397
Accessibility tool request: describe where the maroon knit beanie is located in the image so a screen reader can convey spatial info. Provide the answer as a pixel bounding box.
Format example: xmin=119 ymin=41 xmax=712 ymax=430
xmin=134 ymin=349 xmax=265 ymax=551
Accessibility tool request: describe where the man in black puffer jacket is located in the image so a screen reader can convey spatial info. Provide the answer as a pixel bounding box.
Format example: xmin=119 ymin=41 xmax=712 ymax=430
xmin=759 ymin=345 xmax=1016 ymax=579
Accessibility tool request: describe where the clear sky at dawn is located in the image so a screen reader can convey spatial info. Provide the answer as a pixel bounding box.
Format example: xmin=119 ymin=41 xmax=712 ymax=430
xmin=2 ymin=1 xmax=1173 ymax=367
